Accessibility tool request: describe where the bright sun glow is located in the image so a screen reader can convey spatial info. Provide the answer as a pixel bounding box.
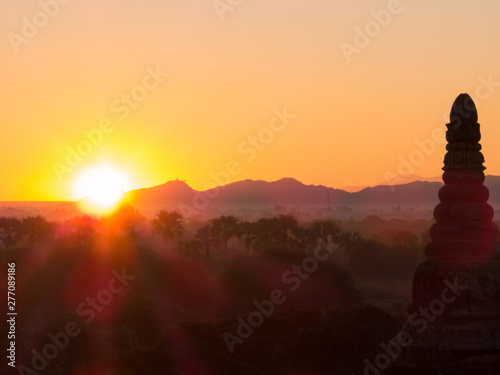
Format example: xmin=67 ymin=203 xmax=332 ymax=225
xmin=74 ymin=165 xmax=130 ymax=214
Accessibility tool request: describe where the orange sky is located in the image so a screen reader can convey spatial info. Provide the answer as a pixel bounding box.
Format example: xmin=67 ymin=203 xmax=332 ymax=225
xmin=1 ymin=0 xmax=500 ymax=201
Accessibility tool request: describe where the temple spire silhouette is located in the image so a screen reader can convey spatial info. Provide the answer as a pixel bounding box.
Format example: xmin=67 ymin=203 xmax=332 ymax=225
xmin=426 ymin=93 xmax=496 ymax=264
xmin=388 ymin=94 xmax=500 ymax=374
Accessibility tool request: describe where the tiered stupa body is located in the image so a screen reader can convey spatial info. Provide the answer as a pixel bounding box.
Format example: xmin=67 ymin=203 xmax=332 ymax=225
xmin=425 ymin=93 xmax=497 ymax=265
xmin=388 ymin=94 xmax=500 ymax=374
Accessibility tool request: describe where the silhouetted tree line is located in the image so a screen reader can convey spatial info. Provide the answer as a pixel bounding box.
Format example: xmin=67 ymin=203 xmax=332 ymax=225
xmin=149 ymin=211 xmax=421 ymax=278
xmin=0 ymin=205 xmax=421 ymax=375
xmin=0 ymin=215 xmax=53 ymax=248
xmin=0 ymin=206 xmax=421 ymax=279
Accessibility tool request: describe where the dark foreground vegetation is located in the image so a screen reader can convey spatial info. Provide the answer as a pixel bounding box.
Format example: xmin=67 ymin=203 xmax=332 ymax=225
xmin=0 ymin=205 xmax=422 ymax=374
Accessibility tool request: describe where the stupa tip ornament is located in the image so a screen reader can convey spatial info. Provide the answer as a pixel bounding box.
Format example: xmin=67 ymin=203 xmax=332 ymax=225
xmin=449 ymin=93 xmax=478 ymax=126
xmin=443 ymin=94 xmax=485 ymax=172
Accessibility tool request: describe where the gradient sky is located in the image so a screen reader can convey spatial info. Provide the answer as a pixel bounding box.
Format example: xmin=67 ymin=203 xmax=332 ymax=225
xmin=2 ymin=0 xmax=500 ymax=201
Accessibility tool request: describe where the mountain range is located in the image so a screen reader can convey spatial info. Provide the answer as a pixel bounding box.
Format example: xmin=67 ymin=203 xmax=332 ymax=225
xmin=341 ymin=174 xmax=443 ymax=193
xmin=126 ymin=175 xmax=500 ymax=213
xmin=3 ymin=175 xmax=500 ymax=221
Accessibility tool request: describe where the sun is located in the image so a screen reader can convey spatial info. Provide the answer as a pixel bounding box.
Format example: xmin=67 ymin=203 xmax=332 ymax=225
xmin=74 ymin=165 xmax=130 ymax=214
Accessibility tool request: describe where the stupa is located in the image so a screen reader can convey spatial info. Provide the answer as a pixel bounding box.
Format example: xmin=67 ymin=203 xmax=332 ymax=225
xmin=387 ymin=94 xmax=500 ymax=374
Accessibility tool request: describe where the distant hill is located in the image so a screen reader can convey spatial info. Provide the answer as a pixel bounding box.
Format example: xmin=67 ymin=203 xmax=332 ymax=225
xmin=127 ymin=179 xmax=196 ymax=206
xmin=126 ymin=176 xmax=500 ymax=214
xmin=341 ymin=174 xmax=442 ymax=193
xmin=127 ymin=177 xmax=439 ymax=211
xmin=207 ymin=178 xmax=348 ymax=207
xmin=376 ymin=174 xmax=442 ymax=186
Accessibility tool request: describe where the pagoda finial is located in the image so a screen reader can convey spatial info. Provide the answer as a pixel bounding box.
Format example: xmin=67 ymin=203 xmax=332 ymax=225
xmin=449 ymin=93 xmax=478 ymax=125
xmin=443 ymin=93 xmax=485 ymax=172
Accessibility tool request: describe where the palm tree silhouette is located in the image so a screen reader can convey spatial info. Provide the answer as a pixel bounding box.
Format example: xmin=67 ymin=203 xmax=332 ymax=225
xmin=69 ymin=216 xmax=96 ymax=247
xmin=276 ymin=214 xmax=301 ymax=251
xmin=0 ymin=217 xmax=23 ymax=249
xmin=152 ymin=210 xmax=184 ymax=253
xmin=22 ymin=215 xmax=52 ymax=245
xmin=195 ymin=223 xmax=212 ymax=260
xmin=247 ymin=215 xmax=301 ymax=253
xmin=210 ymin=215 xmax=239 ymax=254
xmin=237 ymin=220 xmax=258 ymax=254
xmin=307 ymin=219 xmax=341 ymax=248
xmin=104 ymin=202 xmax=145 ymax=239
xmin=337 ymin=230 xmax=360 ymax=271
